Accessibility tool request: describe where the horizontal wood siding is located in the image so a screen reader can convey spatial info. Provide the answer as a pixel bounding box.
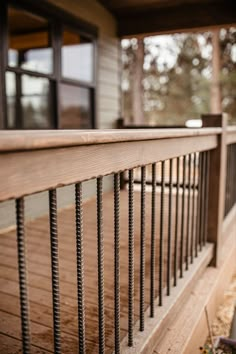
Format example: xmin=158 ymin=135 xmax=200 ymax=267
xmin=98 ymin=36 xmax=121 ymax=128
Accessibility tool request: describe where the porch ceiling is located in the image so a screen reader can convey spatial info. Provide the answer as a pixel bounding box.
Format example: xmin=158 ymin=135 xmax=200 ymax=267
xmin=99 ymin=0 xmax=236 ymax=36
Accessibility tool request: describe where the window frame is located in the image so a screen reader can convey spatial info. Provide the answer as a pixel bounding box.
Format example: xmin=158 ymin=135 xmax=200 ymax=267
xmin=0 ymin=0 xmax=98 ymax=129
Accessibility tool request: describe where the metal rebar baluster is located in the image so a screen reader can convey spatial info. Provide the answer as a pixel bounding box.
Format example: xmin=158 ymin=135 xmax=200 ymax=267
xmin=231 ymin=145 xmax=235 ymax=210
xmin=167 ymin=159 xmax=173 ymax=296
xmin=185 ymin=154 xmax=192 ymax=270
xmin=225 ymin=147 xmax=229 ymax=215
xmin=97 ymin=177 xmax=105 ymax=353
xmin=16 ymin=198 xmax=31 ymax=354
xmin=128 ymin=169 xmax=134 ymax=347
xmin=75 ymin=183 xmax=86 ymax=354
xmin=229 ymin=147 xmax=231 ymax=214
xmin=233 ymin=146 xmax=235 ymax=207
xmin=230 ymin=145 xmax=233 ymax=210
xmin=114 ymin=173 xmax=120 ymax=353
xmin=159 ymin=161 xmax=165 ymax=306
xmin=226 ymin=146 xmax=230 ymax=214
xmin=195 ymin=153 xmax=202 ymax=257
xmin=233 ymin=143 xmax=236 ymax=203
xmin=233 ymin=145 xmax=235 ymax=207
xmin=203 ymin=152 xmax=210 ymax=246
xmin=174 ymin=157 xmax=180 ymax=287
xmin=190 ymin=153 xmax=197 ymax=264
xmin=150 ymin=163 xmax=156 ymax=318
xmin=49 ymin=189 xmax=61 ymax=354
xmin=232 ymin=145 xmax=234 ymax=208
xmin=234 ymin=145 xmax=236 ymax=206
xmin=199 ymin=152 xmax=206 ymax=250
xmin=180 ymin=156 xmax=186 ymax=278
xmin=231 ymin=145 xmax=233 ymax=209
xmin=140 ymin=166 xmax=146 ymax=331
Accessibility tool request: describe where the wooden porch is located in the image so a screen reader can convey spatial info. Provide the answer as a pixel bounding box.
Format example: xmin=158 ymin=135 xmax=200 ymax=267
xmin=0 ymin=118 xmax=235 ymax=353
xmin=0 ymin=189 xmax=192 ymax=353
xmin=0 ymin=181 xmax=203 ymax=353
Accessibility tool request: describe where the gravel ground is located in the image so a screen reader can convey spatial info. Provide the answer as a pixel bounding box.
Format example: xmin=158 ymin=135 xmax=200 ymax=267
xmin=204 ymin=273 xmax=236 ymax=353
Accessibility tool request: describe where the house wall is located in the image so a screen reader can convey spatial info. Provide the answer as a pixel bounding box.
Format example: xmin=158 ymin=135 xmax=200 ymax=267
xmin=0 ymin=0 xmax=121 ymax=229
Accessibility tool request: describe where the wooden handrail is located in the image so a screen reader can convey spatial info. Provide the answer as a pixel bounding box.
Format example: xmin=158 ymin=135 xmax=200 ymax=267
xmin=0 ymin=131 xmax=218 ymax=201
xmin=0 ymin=128 xmax=222 ymax=152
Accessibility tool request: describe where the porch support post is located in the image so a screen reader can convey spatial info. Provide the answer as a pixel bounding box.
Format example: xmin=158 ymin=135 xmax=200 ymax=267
xmin=202 ymin=114 xmax=227 ymax=267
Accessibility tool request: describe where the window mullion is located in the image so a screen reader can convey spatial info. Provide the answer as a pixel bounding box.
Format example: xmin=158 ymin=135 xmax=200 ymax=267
xmin=52 ymin=21 xmax=62 ymax=129
xmin=0 ymin=2 xmax=8 ymax=129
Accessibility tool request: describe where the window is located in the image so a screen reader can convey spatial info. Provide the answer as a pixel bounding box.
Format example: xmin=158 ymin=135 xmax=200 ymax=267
xmin=62 ymin=29 xmax=94 ymax=83
xmin=60 ymin=84 xmax=91 ymax=129
xmin=1 ymin=1 xmax=96 ymax=129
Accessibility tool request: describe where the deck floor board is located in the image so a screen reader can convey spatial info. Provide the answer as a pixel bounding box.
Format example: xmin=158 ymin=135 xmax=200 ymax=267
xmin=0 ymin=190 xmax=191 ymax=353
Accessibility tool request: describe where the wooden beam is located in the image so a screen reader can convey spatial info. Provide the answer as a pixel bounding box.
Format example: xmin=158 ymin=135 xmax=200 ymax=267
xmin=0 ymin=134 xmax=217 ymax=201
xmin=9 ymin=32 xmax=49 ymax=51
xmin=117 ymin=1 xmax=236 ymax=37
xmin=202 ymin=114 xmax=227 ymax=267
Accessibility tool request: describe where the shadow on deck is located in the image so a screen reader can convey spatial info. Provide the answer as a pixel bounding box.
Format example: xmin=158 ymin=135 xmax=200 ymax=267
xmin=0 ymin=190 xmax=189 ymax=353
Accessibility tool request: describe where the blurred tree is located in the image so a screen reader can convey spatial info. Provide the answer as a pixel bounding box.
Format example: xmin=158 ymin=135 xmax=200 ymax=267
xmin=121 ymin=27 xmax=236 ymax=125
xmin=220 ymin=27 xmax=236 ymax=124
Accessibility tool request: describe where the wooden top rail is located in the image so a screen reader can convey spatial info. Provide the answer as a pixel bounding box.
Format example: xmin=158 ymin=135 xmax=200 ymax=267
xmin=226 ymin=126 xmax=236 ymax=145
xmin=0 ymin=128 xmax=222 ymax=152
xmin=0 ymin=128 xmax=220 ymax=202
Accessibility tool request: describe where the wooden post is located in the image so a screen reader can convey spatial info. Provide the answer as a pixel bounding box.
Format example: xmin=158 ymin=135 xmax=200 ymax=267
xmin=202 ymin=114 xmax=227 ymax=267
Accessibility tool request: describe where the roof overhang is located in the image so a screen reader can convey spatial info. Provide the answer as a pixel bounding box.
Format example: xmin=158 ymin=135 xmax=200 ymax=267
xmin=99 ymin=0 xmax=236 ymax=37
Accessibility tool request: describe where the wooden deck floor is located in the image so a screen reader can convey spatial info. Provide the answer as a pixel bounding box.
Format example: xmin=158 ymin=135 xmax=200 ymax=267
xmin=0 ymin=190 xmax=189 ymax=353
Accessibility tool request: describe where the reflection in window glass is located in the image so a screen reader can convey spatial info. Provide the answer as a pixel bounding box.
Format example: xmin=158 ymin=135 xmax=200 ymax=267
xmin=62 ymin=30 xmax=93 ymax=83
xmin=21 ymin=75 xmax=51 ymax=129
xmin=8 ymin=7 xmax=52 ymax=74
xmin=60 ymin=84 xmax=91 ymax=129
xmin=6 ymin=71 xmax=16 ymax=128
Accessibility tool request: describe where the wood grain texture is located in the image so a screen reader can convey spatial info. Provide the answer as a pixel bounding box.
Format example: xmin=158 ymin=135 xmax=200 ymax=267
xmin=0 ymin=128 xmax=221 ymax=152
xmin=0 ymin=135 xmax=217 ymax=201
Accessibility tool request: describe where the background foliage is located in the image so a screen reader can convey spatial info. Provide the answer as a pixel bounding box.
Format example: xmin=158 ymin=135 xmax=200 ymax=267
xmin=121 ymin=28 xmax=236 ymax=125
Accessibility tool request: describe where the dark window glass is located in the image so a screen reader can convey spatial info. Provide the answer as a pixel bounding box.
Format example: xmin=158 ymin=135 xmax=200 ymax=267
xmin=5 ymin=72 xmax=52 ymax=129
xmin=62 ymin=30 xmax=94 ymax=83
xmin=3 ymin=5 xmax=95 ymax=130
xmin=21 ymin=75 xmax=51 ymax=128
xmin=8 ymin=7 xmax=53 ymax=74
xmin=60 ymin=84 xmax=91 ymax=129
